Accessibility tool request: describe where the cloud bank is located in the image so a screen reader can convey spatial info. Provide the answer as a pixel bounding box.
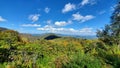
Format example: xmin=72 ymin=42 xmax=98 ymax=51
xmin=37 ymin=25 xmax=95 ymax=36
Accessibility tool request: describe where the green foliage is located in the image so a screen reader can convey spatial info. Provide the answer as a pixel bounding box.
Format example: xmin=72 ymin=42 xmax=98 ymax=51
xmin=0 ymin=30 xmax=119 ymax=68
xmin=96 ymin=2 xmax=120 ymax=68
xmin=97 ymin=2 xmax=120 ymax=45
xmin=0 ymin=30 xmax=20 ymax=43
xmin=62 ymin=53 xmax=102 ymax=68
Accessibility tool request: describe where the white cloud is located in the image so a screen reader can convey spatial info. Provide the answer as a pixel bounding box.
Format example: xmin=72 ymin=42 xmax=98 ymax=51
xmin=37 ymin=25 xmax=76 ymax=33
xmin=80 ymin=0 xmax=96 ymax=6
xmin=44 ymin=7 xmax=50 ymax=13
xmin=62 ymin=3 xmax=76 ymax=13
xmin=54 ymin=20 xmax=72 ymax=26
xmin=80 ymin=27 xmax=92 ymax=32
xmin=28 ymin=14 xmax=40 ymax=22
xmin=55 ymin=21 xmax=67 ymax=26
xmin=37 ymin=25 xmax=95 ymax=35
xmin=72 ymin=12 xmax=95 ymax=22
xmin=81 ymin=0 xmax=89 ymax=6
xmin=21 ymin=24 xmax=41 ymax=27
xmin=37 ymin=25 xmax=54 ymax=31
xmin=79 ymin=27 xmax=95 ymax=35
xmin=0 ymin=16 xmax=6 ymax=22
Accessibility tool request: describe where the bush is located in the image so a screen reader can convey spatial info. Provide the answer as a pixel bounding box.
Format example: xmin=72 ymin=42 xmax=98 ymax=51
xmin=62 ymin=52 xmax=102 ymax=68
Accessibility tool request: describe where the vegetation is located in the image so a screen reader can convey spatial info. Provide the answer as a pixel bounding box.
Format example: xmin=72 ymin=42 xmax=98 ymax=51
xmin=0 ymin=2 xmax=120 ymax=68
xmin=97 ymin=2 xmax=120 ymax=46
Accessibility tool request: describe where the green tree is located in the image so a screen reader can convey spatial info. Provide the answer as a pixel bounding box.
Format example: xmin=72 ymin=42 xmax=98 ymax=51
xmin=97 ymin=2 xmax=120 ymax=46
xmin=0 ymin=30 xmax=21 ymax=63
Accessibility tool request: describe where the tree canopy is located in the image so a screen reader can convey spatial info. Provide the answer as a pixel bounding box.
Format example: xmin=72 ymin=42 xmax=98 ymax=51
xmin=97 ymin=2 xmax=120 ymax=45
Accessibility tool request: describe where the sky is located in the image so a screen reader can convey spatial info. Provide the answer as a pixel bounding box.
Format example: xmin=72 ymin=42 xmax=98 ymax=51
xmin=0 ymin=0 xmax=116 ymax=36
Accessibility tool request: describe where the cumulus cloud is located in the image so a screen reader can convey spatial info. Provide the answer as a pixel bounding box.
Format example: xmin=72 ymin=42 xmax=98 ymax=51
xmin=37 ymin=25 xmax=95 ymax=35
xmin=55 ymin=21 xmax=67 ymax=26
xmin=0 ymin=16 xmax=6 ymax=22
xmin=28 ymin=14 xmax=40 ymax=22
xmin=21 ymin=24 xmax=41 ymax=27
xmin=44 ymin=7 xmax=50 ymax=13
xmin=54 ymin=20 xmax=72 ymax=26
xmin=62 ymin=3 xmax=76 ymax=13
xmin=80 ymin=0 xmax=96 ymax=6
xmin=72 ymin=12 xmax=95 ymax=22
xmin=81 ymin=0 xmax=89 ymax=6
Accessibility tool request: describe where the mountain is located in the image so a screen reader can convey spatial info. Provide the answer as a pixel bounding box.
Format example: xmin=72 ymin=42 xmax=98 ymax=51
xmin=32 ymin=33 xmax=61 ymax=40
xmin=44 ymin=34 xmax=61 ymax=40
xmin=0 ymin=27 xmax=8 ymax=31
xmin=0 ymin=27 xmax=96 ymax=40
xmin=31 ymin=33 xmax=97 ymax=39
xmin=58 ymin=34 xmax=97 ymax=39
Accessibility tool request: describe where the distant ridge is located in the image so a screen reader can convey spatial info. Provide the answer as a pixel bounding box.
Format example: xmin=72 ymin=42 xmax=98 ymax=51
xmin=31 ymin=33 xmax=97 ymax=39
xmin=0 ymin=26 xmax=97 ymax=40
xmin=0 ymin=27 xmax=8 ymax=31
xmin=44 ymin=35 xmax=61 ymax=40
xmin=37 ymin=33 xmax=61 ymax=40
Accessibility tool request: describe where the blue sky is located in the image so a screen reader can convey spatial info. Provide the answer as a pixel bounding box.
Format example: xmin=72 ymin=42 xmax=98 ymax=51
xmin=0 ymin=0 xmax=116 ymax=35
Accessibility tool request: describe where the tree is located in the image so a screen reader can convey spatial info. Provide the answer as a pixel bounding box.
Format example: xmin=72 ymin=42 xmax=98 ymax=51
xmin=97 ymin=2 xmax=120 ymax=46
xmin=0 ymin=30 xmax=24 ymax=63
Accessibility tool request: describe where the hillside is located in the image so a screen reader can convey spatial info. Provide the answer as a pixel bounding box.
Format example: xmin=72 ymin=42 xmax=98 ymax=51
xmin=0 ymin=0 xmax=118 ymax=68
xmin=0 ymin=27 xmax=120 ymax=68
xmin=0 ymin=27 xmax=8 ymax=31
